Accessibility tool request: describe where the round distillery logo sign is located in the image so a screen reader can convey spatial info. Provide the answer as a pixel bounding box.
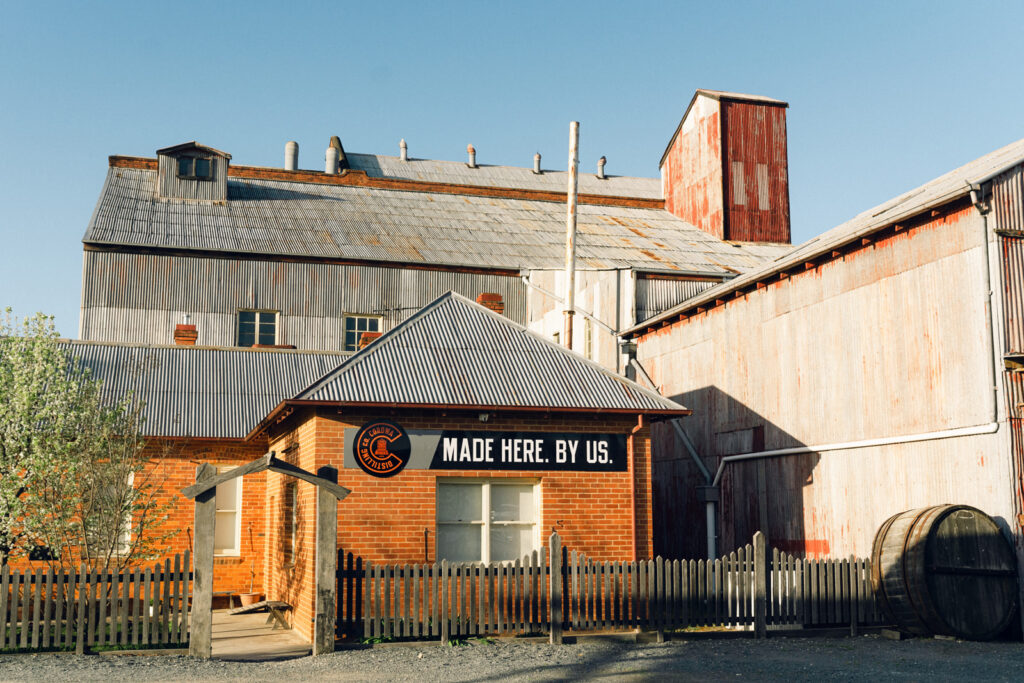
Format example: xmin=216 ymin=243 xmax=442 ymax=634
xmin=353 ymin=420 xmax=412 ymax=478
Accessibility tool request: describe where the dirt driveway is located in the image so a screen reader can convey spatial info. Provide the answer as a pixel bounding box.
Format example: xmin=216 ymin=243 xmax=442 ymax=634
xmin=0 ymin=634 xmax=1022 ymax=681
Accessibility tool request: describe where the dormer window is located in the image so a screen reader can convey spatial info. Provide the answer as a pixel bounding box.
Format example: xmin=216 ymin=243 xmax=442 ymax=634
xmin=177 ymin=156 xmax=214 ymax=181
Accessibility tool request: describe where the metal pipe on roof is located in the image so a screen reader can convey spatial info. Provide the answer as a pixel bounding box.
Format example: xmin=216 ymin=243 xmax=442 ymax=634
xmin=533 ymin=153 xmax=542 ymax=174
xmin=325 ymin=146 xmax=339 ymax=174
xmin=597 ymin=156 xmax=606 ymax=180
xmin=563 ymin=121 xmax=580 ymax=350
xmin=467 ymin=144 xmax=476 ymax=168
xmin=400 ymin=139 xmax=408 ymax=162
xmin=285 ymin=141 xmax=299 ymax=171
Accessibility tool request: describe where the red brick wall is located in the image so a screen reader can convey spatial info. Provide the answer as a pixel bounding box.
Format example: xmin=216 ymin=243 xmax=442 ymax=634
xmin=4 ymin=439 xmax=269 ymax=598
xmin=263 ymin=407 xmax=654 ymax=643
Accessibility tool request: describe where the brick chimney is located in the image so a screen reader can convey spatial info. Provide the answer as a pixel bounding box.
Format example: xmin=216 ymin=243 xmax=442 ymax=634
xmin=476 ymin=293 xmax=505 ymax=315
xmin=173 ymin=323 xmax=198 ymax=346
xmin=358 ymin=331 xmax=383 ymax=349
xmin=659 ymin=89 xmax=790 ymax=244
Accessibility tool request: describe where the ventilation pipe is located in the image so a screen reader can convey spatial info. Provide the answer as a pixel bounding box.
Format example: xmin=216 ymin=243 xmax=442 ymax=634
xmin=400 ymin=138 xmax=408 ymax=162
xmin=284 ymin=141 xmax=299 ymax=171
xmin=467 ymin=144 xmax=477 ymax=168
xmin=597 ymin=156 xmax=606 ymax=179
xmin=533 ymin=152 xmax=542 ymax=174
xmin=325 ymin=146 xmax=339 ymax=174
xmin=329 ymin=135 xmax=347 ymax=170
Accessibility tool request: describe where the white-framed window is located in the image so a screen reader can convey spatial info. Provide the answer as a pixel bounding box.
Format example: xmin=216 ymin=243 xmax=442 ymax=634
xmin=177 ymin=155 xmax=214 ymax=180
xmin=237 ymin=310 xmax=278 ymax=347
xmin=85 ymin=471 xmax=135 ymax=558
xmin=215 ymin=468 xmax=242 ymax=556
xmin=343 ymin=314 xmax=382 ymax=351
xmin=436 ymin=480 xmax=539 ymax=563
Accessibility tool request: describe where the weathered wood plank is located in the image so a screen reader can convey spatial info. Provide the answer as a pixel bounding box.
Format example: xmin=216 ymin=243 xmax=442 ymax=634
xmin=74 ymin=566 xmax=87 ymax=654
xmin=42 ymin=568 xmax=54 ymax=648
xmin=549 ymin=533 xmax=562 ymax=644
xmin=30 ymin=569 xmax=42 ymax=650
xmin=440 ymin=560 xmax=449 ymax=643
xmin=0 ymin=566 xmax=9 ymax=649
xmin=189 ymin=463 xmax=216 ymax=658
xmin=162 ymin=558 xmax=172 ymax=644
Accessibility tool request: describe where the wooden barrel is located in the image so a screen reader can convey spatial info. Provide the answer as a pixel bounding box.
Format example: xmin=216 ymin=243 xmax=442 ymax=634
xmin=871 ymin=505 xmax=1018 ymax=640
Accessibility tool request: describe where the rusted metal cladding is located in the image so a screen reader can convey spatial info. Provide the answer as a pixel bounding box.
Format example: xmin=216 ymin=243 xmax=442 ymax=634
xmin=721 ymin=100 xmax=790 ymax=243
xmin=660 ymin=95 xmax=724 ymax=239
xmin=999 ymin=235 xmax=1024 ymax=354
xmin=635 ymin=277 xmax=720 ymax=323
xmin=80 ymin=251 xmax=526 ymax=349
xmin=993 ymin=164 xmax=1024 ymax=234
xmin=638 ymin=206 xmax=1015 ymax=557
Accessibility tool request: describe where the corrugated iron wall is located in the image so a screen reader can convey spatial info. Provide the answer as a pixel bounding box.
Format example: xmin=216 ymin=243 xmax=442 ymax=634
xmin=994 ymin=165 xmax=1024 ymax=554
xmin=81 ymin=251 xmax=526 ymax=349
xmin=635 ymin=277 xmax=720 ymax=323
xmin=661 ymin=94 xmax=724 ymax=239
xmin=639 ymin=205 xmax=1012 ymax=558
xmin=721 ymin=100 xmax=790 ymax=243
xmin=156 ymin=154 xmax=228 ymax=201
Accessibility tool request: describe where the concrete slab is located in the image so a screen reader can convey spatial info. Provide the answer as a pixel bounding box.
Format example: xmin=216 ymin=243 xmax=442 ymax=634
xmin=211 ymin=608 xmax=311 ymax=661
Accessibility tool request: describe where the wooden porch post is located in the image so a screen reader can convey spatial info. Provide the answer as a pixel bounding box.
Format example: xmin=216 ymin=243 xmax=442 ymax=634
xmin=313 ymin=465 xmax=339 ymax=656
xmin=190 ymin=463 xmax=216 ymax=659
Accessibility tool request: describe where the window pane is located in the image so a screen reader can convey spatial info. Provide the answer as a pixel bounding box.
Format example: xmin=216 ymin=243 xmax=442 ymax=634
xmin=258 ymin=317 xmax=276 ymax=345
xmin=216 ymin=477 xmax=238 ymax=512
xmin=437 ymin=525 xmax=481 ymax=562
xmin=367 ymin=318 xmax=380 ymax=332
xmin=239 ymin=311 xmax=256 ymax=324
xmin=490 ymin=525 xmax=533 ymax=562
xmin=194 ymin=157 xmax=211 ymax=178
xmin=345 ymin=331 xmax=357 ymax=351
xmin=178 ymin=157 xmax=192 ymax=176
xmin=491 ymin=484 xmax=534 ymax=522
xmin=437 ymin=483 xmax=482 ymax=522
xmin=214 ymin=511 xmax=237 ymax=552
xmin=344 ymin=318 xmax=356 ymax=332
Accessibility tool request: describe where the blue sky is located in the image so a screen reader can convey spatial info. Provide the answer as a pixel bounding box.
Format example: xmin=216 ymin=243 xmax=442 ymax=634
xmin=2 ymin=1 xmax=1022 ymax=336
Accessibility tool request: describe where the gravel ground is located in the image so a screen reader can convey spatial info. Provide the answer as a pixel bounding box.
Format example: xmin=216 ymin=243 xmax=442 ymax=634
xmin=0 ymin=635 xmax=1022 ymax=682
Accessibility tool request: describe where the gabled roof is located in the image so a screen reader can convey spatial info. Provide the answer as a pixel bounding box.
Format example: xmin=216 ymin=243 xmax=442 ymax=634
xmin=252 ymin=292 xmax=687 ymax=433
xmin=155 ymin=141 xmax=231 ymax=159
xmin=62 ymin=341 xmax=348 ymax=439
xmin=628 ymin=136 xmax=1024 ymax=336
xmin=83 ymin=165 xmax=789 ymax=274
xmin=660 ymin=89 xmax=788 ymax=167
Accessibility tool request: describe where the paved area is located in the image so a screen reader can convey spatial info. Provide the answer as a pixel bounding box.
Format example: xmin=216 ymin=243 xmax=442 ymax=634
xmin=211 ymin=608 xmax=310 ymax=661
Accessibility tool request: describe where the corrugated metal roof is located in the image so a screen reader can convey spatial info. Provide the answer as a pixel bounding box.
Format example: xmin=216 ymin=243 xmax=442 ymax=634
xmin=295 ymin=292 xmax=686 ymax=413
xmin=345 ymin=153 xmax=662 ymax=199
xmin=627 ymin=137 xmax=1024 ymax=334
xmin=83 ymin=167 xmax=789 ymax=275
xmin=61 ymin=341 xmax=349 ymax=439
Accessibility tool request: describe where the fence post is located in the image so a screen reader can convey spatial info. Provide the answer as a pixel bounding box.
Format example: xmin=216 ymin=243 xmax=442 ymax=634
xmin=753 ymin=531 xmax=767 ymax=639
xmin=314 ymin=466 xmax=339 ymax=656
xmin=549 ymin=532 xmax=562 ymax=645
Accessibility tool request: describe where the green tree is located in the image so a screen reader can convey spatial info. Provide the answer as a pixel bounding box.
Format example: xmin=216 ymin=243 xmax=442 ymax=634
xmin=0 ymin=309 xmax=171 ymax=572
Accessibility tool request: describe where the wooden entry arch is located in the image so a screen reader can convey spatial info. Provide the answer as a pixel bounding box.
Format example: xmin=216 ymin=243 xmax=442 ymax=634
xmin=181 ymin=452 xmax=351 ymax=658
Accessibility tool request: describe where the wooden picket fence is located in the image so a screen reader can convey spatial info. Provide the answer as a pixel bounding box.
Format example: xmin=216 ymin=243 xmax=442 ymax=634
xmin=0 ymin=551 xmax=191 ymax=653
xmin=337 ymin=533 xmax=887 ymax=642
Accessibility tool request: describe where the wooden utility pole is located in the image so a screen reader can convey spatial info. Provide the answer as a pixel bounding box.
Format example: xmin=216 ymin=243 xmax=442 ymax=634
xmin=563 ymin=121 xmax=580 ymax=349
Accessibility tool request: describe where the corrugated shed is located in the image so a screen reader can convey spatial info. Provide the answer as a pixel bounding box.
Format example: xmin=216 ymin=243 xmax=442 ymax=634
xmin=345 ymin=153 xmax=661 ymax=199
xmin=999 ymin=236 xmax=1024 ymax=354
xmin=80 ymin=251 xmax=528 ymax=347
xmin=83 ymin=168 xmax=789 ymax=275
xmin=626 ymin=139 xmax=1024 ymax=335
xmin=296 ymin=292 xmax=686 ymax=413
xmin=61 ymin=341 xmax=348 ymax=438
xmin=635 ymin=278 xmax=719 ymax=323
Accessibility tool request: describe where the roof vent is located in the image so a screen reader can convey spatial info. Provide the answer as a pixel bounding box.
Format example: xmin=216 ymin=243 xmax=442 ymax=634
xmin=400 ymin=138 xmax=408 ymax=162
xmin=467 ymin=144 xmax=477 ymax=169
xmin=329 ymin=135 xmax=348 ymax=171
xmin=597 ymin=156 xmax=606 ymax=180
xmin=285 ymin=141 xmax=299 ymax=171
xmin=325 ymin=145 xmax=339 ymax=174
xmin=533 ymin=152 xmax=542 ymax=174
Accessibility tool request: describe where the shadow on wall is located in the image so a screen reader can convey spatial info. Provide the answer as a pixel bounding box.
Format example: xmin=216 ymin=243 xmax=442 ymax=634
xmin=652 ymin=385 xmax=819 ymax=561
